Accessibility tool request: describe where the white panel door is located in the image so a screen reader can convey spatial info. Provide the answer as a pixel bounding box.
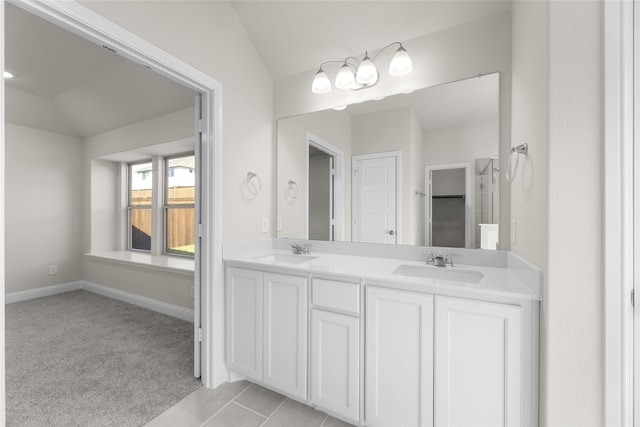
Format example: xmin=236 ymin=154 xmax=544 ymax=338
xmin=311 ymin=309 xmax=360 ymax=423
xmin=435 ymin=296 xmax=522 ymax=427
xmin=365 ymin=286 xmax=433 ymax=427
xmin=225 ymin=267 xmax=263 ymax=382
xmin=263 ymin=272 xmax=308 ymax=399
xmin=354 ymin=155 xmax=397 ymax=244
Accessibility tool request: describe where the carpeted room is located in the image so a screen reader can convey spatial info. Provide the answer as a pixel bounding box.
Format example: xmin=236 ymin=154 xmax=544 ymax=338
xmin=5 ymin=291 xmax=200 ymax=425
xmin=4 ymin=2 xmax=203 ymax=424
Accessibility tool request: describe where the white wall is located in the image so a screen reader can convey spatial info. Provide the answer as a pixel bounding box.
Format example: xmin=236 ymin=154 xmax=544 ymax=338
xmin=511 ymin=1 xmax=603 ymax=425
xmin=88 ymin=159 xmax=120 ymax=253
xmin=547 ymin=1 xmax=602 ymax=425
xmin=510 ymin=2 xmax=549 ymax=271
xmin=82 ymin=0 xmax=274 ymax=243
xmin=423 ymin=121 xmax=498 ymax=167
xmin=409 ymin=109 xmax=424 ymax=246
xmin=5 ymin=124 xmax=83 ymax=293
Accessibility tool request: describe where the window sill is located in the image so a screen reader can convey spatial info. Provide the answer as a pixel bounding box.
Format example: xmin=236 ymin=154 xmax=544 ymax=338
xmin=85 ymin=251 xmax=194 ymax=276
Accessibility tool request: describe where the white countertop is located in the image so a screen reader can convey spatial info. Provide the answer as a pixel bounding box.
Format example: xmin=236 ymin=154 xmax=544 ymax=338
xmin=223 ymin=239 xmax=542 ymax=302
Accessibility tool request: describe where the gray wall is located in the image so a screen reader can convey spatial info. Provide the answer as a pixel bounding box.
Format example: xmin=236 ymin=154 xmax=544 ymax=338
xmin=5 ymin=124 xmax=83 ymax=293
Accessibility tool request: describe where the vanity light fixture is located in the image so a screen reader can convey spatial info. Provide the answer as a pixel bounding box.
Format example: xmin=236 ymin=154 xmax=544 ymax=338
xmin=311 ymin=41 xmax=413 ymax=94
xmin=3 ymin=71 xmax=14 ymax=79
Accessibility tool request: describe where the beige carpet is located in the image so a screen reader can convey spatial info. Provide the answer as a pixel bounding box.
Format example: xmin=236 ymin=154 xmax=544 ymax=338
xmin=5 ymin=290 xmax=201 ymax=426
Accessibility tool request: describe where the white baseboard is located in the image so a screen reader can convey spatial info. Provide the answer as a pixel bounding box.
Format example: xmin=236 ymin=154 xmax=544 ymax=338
xmin=6 ymin=281 xmax=194 ymax=323
xmin=82 ymin=281 xmax=194 ymax=322
xmin=5 ymin=281 xmax=83 ymax=304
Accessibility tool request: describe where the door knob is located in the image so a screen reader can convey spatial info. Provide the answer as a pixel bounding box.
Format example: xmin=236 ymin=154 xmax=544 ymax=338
xmin=388 ymin=230 xmax=395 ymax=235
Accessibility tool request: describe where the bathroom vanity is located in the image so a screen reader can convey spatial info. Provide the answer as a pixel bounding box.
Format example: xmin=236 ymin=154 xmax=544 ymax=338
xmin=223 ymin=239 xmax=541 ymax=427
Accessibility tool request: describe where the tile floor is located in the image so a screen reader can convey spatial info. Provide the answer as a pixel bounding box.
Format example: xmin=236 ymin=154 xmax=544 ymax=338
xmin=146 ymin=381 xmax=356 ymax=427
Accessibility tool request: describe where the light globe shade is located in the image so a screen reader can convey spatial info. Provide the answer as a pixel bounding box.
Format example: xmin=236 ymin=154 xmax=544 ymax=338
xmin=356 ymin=54 xmax=378 ymax=85
xmin=312 ymin=69 xmax=331 ymax=94
xmin=335 ymin=64 xmax=355 ymax=90
xmin=389 ymin=46 xmax=413 ymax=76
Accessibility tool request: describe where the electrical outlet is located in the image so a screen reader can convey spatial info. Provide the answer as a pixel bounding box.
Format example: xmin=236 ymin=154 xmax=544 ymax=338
xmin=510 ymin=220 xmax=517 ymax=246
xmin=262 ymin=217 xmax=269 ymax=233
xmin=49 ymin=265 xmax=58 ymax=275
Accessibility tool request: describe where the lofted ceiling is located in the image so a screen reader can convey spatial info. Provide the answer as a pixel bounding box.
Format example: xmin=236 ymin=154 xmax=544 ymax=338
xmin=4 ymin=2 xmax=197 ymax=139
xmin=229 ymin=0 xmax=511 ymax=81
xmin=4 ymin=1 xmax=510 ymax=139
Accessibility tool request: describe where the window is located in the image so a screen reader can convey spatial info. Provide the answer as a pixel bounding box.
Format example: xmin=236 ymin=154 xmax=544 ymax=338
xmin=128 ymin=161 xmax=153 ymax=251
xmin=165 ymin=154 xmax=196 ymax=256
xmin=126 ymin=153 xmax=196 ymax=256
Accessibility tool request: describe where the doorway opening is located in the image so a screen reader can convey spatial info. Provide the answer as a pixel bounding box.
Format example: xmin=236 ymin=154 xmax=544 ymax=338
xmin=307 ymin=133 xmax=345 ymax=241
xmin=2 ymin=0 xmax=223 ymax=393
xmin=425 ymin=163 xmax=472 ymax=248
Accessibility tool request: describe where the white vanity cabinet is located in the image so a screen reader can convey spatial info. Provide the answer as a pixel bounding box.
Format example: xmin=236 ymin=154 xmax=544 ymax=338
xmin=223 ymin=248 xmax=540 ymax=427
xmin=365 ymin=286 xmax=434 ymax=427
xmin=226 ymin=267 xmax=262 ymax=380
xmin=225 ymin=266 xmax=308 ymax=400
xmin=434 ymin=296 xmax=522 ymax=427
xmin=365 ymin=285 xmax=528 ymax=427
xmin=310 ymin=278 xmax=361 ymax=424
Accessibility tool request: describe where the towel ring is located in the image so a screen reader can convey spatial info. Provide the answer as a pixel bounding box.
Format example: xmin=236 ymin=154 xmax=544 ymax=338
xmin=287 ymin=179 xmax=299 ymax=199
xmin=506 ymin=143 xmax=528 ymax=183
xmin=247 ymin=172 xmax=262 ymax=195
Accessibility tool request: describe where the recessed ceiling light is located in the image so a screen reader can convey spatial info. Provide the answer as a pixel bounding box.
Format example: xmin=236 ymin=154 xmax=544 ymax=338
xmin=3 ymin=71 xmax=14 ymax=79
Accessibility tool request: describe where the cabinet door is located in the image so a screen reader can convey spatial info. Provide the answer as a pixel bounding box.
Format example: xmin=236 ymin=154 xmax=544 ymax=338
xmin=365 ymin=286 xmax=434 ymax=427
xmin=311 ymin=309 xmax=359 ymax=423
xmin=435 ymin=296 xmax=522 ymax=427
xmin=263 ymin=272 xmax=308 ymax=399
xmin=225 ymin=267 xmax=263 ymax=381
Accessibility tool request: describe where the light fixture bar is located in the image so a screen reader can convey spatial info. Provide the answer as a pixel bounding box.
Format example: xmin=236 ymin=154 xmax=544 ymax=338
xmin=311 ymin=41 xmax=412 ymax=94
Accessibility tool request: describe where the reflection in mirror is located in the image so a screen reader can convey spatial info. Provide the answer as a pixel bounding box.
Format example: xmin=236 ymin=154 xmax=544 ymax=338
xmin=277 ymin=73 xmax=500 ymax=249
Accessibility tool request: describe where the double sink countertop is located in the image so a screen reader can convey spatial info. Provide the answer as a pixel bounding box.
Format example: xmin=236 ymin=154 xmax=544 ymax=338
xmin=224 ymin=239 xmax=542 ymax=302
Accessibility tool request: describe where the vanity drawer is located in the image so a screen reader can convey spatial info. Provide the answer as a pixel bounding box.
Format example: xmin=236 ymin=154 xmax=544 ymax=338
xmin=312 ymin=278 xmax=360 ymax=315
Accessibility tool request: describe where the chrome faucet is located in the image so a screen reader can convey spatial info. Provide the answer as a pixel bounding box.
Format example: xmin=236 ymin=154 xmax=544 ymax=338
xmin=423 ymin=251 xmax=435 ymax=265
xmin=291 ymin=243 xmax=311 ymax=255
xmin=433 ymin=254 xmax=446 ymax=267
xmin=424 ymin=251 xmax=454 ymax=267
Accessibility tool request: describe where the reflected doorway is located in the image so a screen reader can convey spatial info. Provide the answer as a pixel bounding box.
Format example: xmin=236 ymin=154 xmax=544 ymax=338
xmin=352 ymin=152 xmax=399 ymax=244
xmin=308 ymin=146 xmax=334 ymax=240
xmin=307 ymin=134 xmax=345 ymax=241
xmin=425 ymin=163 xmax=472 ymax=248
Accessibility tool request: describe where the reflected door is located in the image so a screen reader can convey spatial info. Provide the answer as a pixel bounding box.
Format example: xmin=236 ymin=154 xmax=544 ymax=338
xmin=353 ymin=154 xmax=397 ymax=244
xmin=308 ymin=147 xmax=335 ymax=241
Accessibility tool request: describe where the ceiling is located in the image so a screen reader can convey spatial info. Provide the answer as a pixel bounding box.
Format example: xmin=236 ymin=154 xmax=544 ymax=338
xmin=229 ymin=1 xmax=511 ymax=80
xmin=4 ymin=2 xmax=196 ymax=139
xmin=4 ymin=1 xmax=510 ymax=139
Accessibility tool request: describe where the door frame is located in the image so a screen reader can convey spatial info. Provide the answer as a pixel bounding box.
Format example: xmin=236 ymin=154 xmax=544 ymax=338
xmin=3 ymin=0 xmax=225 ymax=392
xmin=425 ymin=162 xmax=472 ymax=248
xmin=306 ymin=133 xmax=345 ymax=241
xmin=352 ymin=151 xmax=402 ymax=244
xmin=604 ymin=0 xmax=634 ymax=425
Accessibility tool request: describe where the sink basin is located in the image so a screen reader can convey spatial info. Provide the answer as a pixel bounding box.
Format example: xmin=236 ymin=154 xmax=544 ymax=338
xmin=254 ymin=253 xmax=318 ymax=265
xmin=392 ymin=264 xmax=484 ymax=283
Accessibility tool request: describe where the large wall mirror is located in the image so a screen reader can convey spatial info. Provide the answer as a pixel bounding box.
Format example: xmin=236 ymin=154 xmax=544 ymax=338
xmin=277 ymin=72 xmax=501 ymax=249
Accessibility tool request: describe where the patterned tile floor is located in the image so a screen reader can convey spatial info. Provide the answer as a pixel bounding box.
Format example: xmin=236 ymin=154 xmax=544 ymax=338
xmin=146 ymin=381 xmax=355 ymax=427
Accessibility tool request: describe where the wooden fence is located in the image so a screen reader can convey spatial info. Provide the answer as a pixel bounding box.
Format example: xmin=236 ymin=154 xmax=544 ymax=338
xmin=131 ymin=186 xmax=195 ymax=250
